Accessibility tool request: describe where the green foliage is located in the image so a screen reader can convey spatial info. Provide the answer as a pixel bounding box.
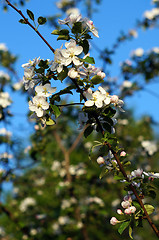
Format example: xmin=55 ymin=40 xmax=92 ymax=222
xmin=27 ymin=9 xmax=34 ymax=21
xmin=38 ymin=16 xmax=47 ymax=25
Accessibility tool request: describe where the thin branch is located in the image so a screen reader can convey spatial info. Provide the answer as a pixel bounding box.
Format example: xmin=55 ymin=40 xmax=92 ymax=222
xmin=53 ymin=130 xmax=66 ymax=154
xmin=68 ymin=124 xmax=89 ymax=154
xmin=5 ymin=0 xmax=55 ymax=54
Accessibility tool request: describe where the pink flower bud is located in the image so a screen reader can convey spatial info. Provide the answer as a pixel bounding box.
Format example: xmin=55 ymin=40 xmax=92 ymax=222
xmin=97 ymin=156 xmax=105 ymax=165
xmin=110 ymin=217 xmax=120 ymax=225
xmin=120 ymin=151 xmax=126 ymax=157
xmin=129 ymin=206 xmax=136 ymax=213
xmin=124 ymin=206 xmax=136 ymax=214
xmin=110 ymin=95 xmax=119 ymax=104
xmin=124 ymin=208 xmax=131 ymax=215
xmin=121 ymin=200 xmax=130 ymax=209
xmin=117 ymin=209 xmax=123 ymax=215
xmin=89 ymin=20 xmax=93 ymax=25
xmin=97 ymin=71 xmax=106 ymax=79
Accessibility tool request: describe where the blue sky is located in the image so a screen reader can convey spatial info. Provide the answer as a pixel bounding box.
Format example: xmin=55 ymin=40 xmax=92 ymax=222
xmin=0 ymin=0 xmax=159 ymax=134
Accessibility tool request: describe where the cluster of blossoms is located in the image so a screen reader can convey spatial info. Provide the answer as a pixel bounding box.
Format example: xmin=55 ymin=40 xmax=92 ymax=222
xmin=144 ymin=7 xmax=159 ymax=20
xmin=110 ymin=195 xmax=136 ymax=226
xmin=19 ymin=197 xmax=36 ymax=212
xmin=84 ymin=86 xmax=124 ymax=111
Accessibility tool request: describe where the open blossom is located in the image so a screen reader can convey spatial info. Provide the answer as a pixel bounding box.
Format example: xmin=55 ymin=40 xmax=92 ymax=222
xmin=83 ymin=18 xmax=99 ymax=38
xmin=22 ymin=57 xmax=40 ymax=69
xmin=35 ymin=83 xmax=56 ymax=97
xmin=141 ymin=140 xmax=157 ymax=155
xmin=0 ymin=43 xmax=8 ymax=51
xmin=29 ymin=96 xmax=49 ymax=117
xmin=143 ymin=171 xmax=159 ymax=178
xmin=50 ymin=47 xmax=65 ymax=73
xmin=144 ymin=8 xmax=159 ymax=20
xmin=0 ymin=71 xmax=10 ymax=81
xmin=131 ymin=48 xmax=144 ymax=57
xmin=19 ymin=197 xmax=36 ymax=212
xmin=84 ymin=87 xmax=110 ymax=108
xmin=58 ymin=13 xmax=81 ymax=25
xmin=23 ymin=68 xmax=36 ymax=90
xmin=131 ymin=169 xmax=143 ymax=178
xmin=61 ymin=39 xmax=83 ymax=66
xmin=0 ymin=92 xmax=12 ymax=108
xmin=68 ymin=68 xmax=80 ymax=78
xmin=110 ymin=217 xmax=120 ymax=225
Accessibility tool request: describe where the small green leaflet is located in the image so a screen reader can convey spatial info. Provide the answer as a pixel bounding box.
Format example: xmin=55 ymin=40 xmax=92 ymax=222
xmin=144 ymin=204 xmax=155 ymax=215
xmin=46 ymin=118 xmax=55 ymax=126
xmin=38 ymin=17 xmax=47 ymax=25
xmin=27 ymin=9 xmax=34 ymax=21
xmin=80 ymin=56 xmax=95 ymax=64
xmin=129 ymin=226 xmax=133 ymax=239
xmin=84 ymin=125 xmax=94 ymax=138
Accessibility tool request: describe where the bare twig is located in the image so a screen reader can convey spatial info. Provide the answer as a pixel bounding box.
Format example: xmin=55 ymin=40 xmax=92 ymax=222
xmin=5 ymin=0 xmax=55 ymax=54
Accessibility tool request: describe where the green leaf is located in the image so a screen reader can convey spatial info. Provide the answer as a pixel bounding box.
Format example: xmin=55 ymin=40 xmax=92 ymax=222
xmin=57 ymin=67 xmax=68 ymax=81
xmin=99 ymin=168 xmax=109 ymax=179
xmin=79 ymin=39 xmax=89 ymax=54
xmin=84 ymin=125 xmax=94 ymax=138
xmin=57 ymin=35 xmax=70 ymax=41
xmin=72 ymin=22 xmax=82 ymax=34
xmin=81 ymin=56 xmax=95 ymax=64
xmin=102 ymin=122 xmax=112 ymax=133
xmin=144 ymin=204 xmax=155 ymax=215
xmin=51 ymin=30 xmax=61 ymax=35
xmin=118 ymin=221 xmax=130 ymax=235
xmin=51 ymin=105 xmax=61 ymax=118
xmin=59 ymin=29 xmax=69 ymax=35
xmin=19 ymin=19 xmax=27 ymax=24
xmin=46 ymin=118 xmax=55 ymax=125
xmin=27 ymin=9 xmax=34 ymax=21
xmin=38 ymin=16 xmax=47 ymax=25
xmin=129 ymin=226 xmax=133 ymax=239
xmin=91 ymin=75 xmax=104 ymax=85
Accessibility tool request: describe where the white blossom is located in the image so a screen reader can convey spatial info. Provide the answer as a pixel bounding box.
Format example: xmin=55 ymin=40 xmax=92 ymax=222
xmin=131 ymin=48 xmax=144 ymax=57
xmin=13 ymin=81 xmax=23 ymax=90
xmin=141 ymin=140 xmax=158 ymax=155
xmin=0 ymin=128 xmax=12 ymax=137
xmin=0 ymin=71 xmax=10 ymax=81
xmin=68 ymin=68 xmax=80 ymax=78
xmin=0 ymin=92 xmax=12 ymax=108
xmin=61 ymin=39 xmax=83 ymax=66
xmin=83 ymin=18 xmax=99 ymax=38
xmin=0 ymin=43 xmax=8 ymax=51
xmin=29 ymin=96 xmax=49 ymax=117
xmin=19 ymin=197 xmax=36 ymax=212
xmin=50 ymin=47 xmax=65 ymax=73
xmin=35 ymin=83 xmax=56 ymax=97
xmin=143 ymin=171 xmax=159 ymax=178
xmin=131 ymin=169 xmax=143 ymax=178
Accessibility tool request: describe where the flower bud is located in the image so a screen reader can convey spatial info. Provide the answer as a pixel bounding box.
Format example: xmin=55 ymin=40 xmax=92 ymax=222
xmin=117 ymin=209 xmax=123 ymax=215
xmin=121 ymin=200 xmax=130 ymax=209
xmin=110 ymin=217 xmax=120 ymax=225
xmin=110 ymin=95 xmax=119 ymax=104
xmin=97 ymin=156 xmax=105 ymax=165
xmin=120 ymin=151 xmax=126 ymax=157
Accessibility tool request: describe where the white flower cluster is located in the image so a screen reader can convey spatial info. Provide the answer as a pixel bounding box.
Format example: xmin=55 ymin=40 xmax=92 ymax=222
xmin=0 ymin=43 xmax=8 ymax=52
xmin=84 ymin=87 xmax=124 ymax=111
xmin=144 ymin=7 xmax=159 ymax=20
xmin=0 ymin=71 xmax=10 ymax=81
xmin=131 ymin=48 xmax=144 ymax=57
xmin=0 ymin=128 xmax=12 ymax=137
xmin=141 ymin=140 xmax=158 ymax=155
xmin=61 ymin=197 xmax=77 ymax=209
xmin=84 ymin=196 xmax=104 ymax=207
xmin=19 ymin=197 xmax=36 ymax=212
xmin=0 ymin=92 xmax=12 ymax=108
xmin=58 ymin=13 xmax=99 ymax=37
